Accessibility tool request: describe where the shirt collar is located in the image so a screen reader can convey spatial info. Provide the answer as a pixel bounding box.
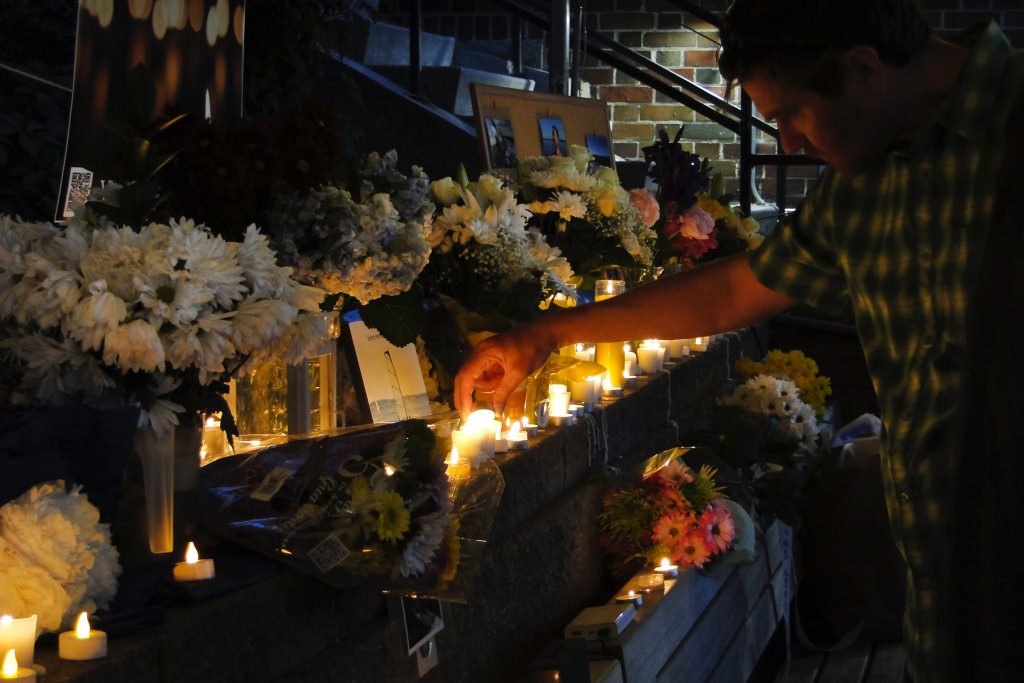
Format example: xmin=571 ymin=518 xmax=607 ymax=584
xmin=932 ymin=20 xmax=1013 ymax=142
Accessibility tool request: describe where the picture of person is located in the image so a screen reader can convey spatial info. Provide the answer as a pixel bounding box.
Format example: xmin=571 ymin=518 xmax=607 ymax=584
xmin=485 ymin=117 xmax=518 ymax=168
xmin=539 ymin=116 xmax=568 ymax=157
xmin=585 ymin=133 xmax=612 ymax=171
xmin=401 ymin=596 xmax=444 ymax=654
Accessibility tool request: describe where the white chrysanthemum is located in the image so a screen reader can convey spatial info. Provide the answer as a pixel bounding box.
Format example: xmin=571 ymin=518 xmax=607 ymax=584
xmin=396 ymin=509 xmax=449 ymax=578
xmin=0 ymin=482 xmax=121 ymax=632
xmin=165 ymin=218 xmax=246 ymax=308
xmin=231 ymin=298 xmax=296 ymax=354
xmin=69 ymin=281 xmax=127 ymax=351
xmin=164 ymin=313 xmax=236 ymax=380
xmin=0 ymin=537 xmax=71 ymax=633
xmin=236 ymin=224 xmax=292 ymax=300
xmin=103 ymin=319 xmax=166 ymax=373
xmin=135 ymin=271 xmax=212 ymax=327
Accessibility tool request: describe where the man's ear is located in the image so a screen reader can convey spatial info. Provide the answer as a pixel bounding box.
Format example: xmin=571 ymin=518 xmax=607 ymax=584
xmin=844 ymin=45 xmax=884 ymax=86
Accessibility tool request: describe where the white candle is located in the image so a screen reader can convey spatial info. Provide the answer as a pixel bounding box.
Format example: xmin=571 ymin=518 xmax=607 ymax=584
xmin=665 ymin=339 xmax=688 ymax=359
xmin=615 ymin=589 xmax=643 ymax=606
xmin=0 ymin=650 xmax=34 ymax=683
xmin=173 ymin=542 xmax=216 ymax=582
xmin=653 ymin=556 xmax=679 ymax=578
xmin=594 ymin=279 xmax=625 ymax=302
xmin=691 ymin=336 xmax=709 ymax=353
xmin=637 ymin=340 xmax=666 ymax=374
xmin=58 ymin=613 xmax=107 ymax=661
xmin=201 ymin=415 xmax=226 ymax=459
xmin=0 ymin=616 xmax=35 ymax=670
xmin=548 ymin=383 xmax=571 ymax=417
xmin=602 ymin=377 xmax=623 ymax=398
xmin=451 ymin=409 xmax=497 ymax=466
xmin=493 ymin=420 xmax=508 ymax=453
xmin=505 ymin=420 xmax=529 ymax=450
xmin=568 ymin=375 xmax=603 ymax=405
xmin=623 ymin=343 xmax=637 ymax=377
xmin=573 ymin=343 xmax=595 ymax=363
xmin=446 ymin=446 xmax=471 ymax=479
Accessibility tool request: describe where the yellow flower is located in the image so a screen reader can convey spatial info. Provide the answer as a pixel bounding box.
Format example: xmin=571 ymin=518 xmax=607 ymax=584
xmin=528 ymin=200 xmax=554 ymax=215
xmin=375 ymin=491 xmax=411 ymax=542
xmin=697 ymin=195 xmax=728 ymax=221
xmin=440 ymin=516 xmax=462 ymax=583
xmin=593 ymin=185 xmax=618 ymax=217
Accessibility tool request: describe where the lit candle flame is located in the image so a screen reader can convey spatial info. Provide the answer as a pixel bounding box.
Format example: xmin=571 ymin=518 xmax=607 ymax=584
xmin=75 ymin=611 xmax=91 ymax=639
xmin=695 ymin=337 xmax=703 ymax=344
xmin=659 ymin=557 xmax=672 ymax=569
xmin=521 ymin=416 xmax=529 ymax=428
xmin=508 ymin=421 xmax=521 ymax=437
xmin=628 ymin=590 xmax=635 ymax=598
xmin=603 ymin=377 xmax=612 ymax=391
xmin=449 ymin=446 xmax=460 ymax=465
xmin=185 ymin=542 xmax=199 ymax=564
xmin=2 ymin=649 xmax=17 ymax=676
xmin=205 ymin=416 xmax=217 ymax=427
xmin=0 ymin=615 xmax=11 ymax=626
xmin=575 ymin=343 xmax=585 ymax=352
xmin=605 ymin=281 xmax=614 ymax=294
xmin=623 ymin=342 xmax=632 ymax=353
xmin=465 ymin=409 xmax=496 ymax=429
xmin=383 ymin=464 xmax=396 ymax=477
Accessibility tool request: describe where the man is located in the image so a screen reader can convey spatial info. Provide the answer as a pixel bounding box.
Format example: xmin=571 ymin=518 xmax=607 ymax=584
xmin=455 ymin=1 xmax=1022 ymax=680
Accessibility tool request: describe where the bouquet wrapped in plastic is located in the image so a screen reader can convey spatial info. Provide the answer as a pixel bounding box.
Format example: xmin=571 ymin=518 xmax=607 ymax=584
xmin=200 ymin=419 xmax=503 ymax=601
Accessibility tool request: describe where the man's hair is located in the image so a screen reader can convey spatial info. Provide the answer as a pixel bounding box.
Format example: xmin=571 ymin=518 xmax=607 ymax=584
xmin=718 ymin=0 xmax=932 ymax=96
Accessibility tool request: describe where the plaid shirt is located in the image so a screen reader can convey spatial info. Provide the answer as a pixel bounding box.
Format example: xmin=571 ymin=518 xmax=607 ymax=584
xmin=749 ymin=22 xmax=1022 ymax=682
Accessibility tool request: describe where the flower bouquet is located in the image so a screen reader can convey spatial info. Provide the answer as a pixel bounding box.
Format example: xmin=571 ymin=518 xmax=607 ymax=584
xmin=516 ymin=146 xmax=657 ymax=288
xmin=643 ymin=128 xmax=763 ymax=268
xmin=200 ymin=419 xmax=504 ymax=601
xmin=599 ymin=446 xmax=753 ymax=580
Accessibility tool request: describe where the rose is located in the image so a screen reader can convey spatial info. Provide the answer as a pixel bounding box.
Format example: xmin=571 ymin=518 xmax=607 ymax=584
xmin=664 ymin=205 xmax=719 ymax=261
xmin=628 ymin=188 xmax=660 ymax=228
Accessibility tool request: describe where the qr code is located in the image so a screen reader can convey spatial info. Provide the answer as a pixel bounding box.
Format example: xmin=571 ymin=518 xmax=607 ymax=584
xmin=250 ymin=466 xmax=294 ymax=502
xmin=309 ymin=531 xmax=351 ymax=573
xmin=62 ymin=166 xmax=94 ymax=220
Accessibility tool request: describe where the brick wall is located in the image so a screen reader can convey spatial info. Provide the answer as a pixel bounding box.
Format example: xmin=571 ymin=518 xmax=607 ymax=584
xmin=375 ymin=0 xmax=1023 ymax=207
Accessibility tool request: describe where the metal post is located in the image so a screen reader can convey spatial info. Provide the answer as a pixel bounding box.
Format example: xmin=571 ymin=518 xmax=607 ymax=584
xmin=777 ymin=141 xmax=788 ymax=215
xmin=548 ymin=0 xmax=570 ymax=94
xmin=739 ymin=90 xmax=753 ymax=215
xmin=570 ymin=0 xmax=584 ymax=97
xmin=410 ymin=0 xmax=422 ymax=97
xmin=512 ymin=14 xmax=524 ymax=76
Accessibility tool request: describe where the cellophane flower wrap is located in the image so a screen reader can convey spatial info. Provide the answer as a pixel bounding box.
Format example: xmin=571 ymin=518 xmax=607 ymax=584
xmin=268 ymin=150 xmax=434 ymax=306
xmin=0 ymin=211 xmax=326 ymax=434
xmin=517 ymin=146 xmax=656 ymax=285
xmin=423 ymin=169 xmax=576 ymax=323
xmin=201 ymin=419 xmax=503 ymax=601
xmin=599 ymin=446 xmax=751 ymax=580
xmin=0 ymin=481 xmax=120 ymax=632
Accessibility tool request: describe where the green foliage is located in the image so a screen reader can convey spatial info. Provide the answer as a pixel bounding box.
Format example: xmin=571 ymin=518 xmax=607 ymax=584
xmin=598 ymin=489 xmax=657 ymax=542
xmin=357 ymin=284 xmax=427 ymax=348
xmin=680 ymin=464 xmax=726 ymax=510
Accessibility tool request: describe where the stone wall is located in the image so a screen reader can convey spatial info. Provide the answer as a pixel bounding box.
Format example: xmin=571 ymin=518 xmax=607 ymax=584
xmin=375 ymin=0 xmax=1024 ymax=209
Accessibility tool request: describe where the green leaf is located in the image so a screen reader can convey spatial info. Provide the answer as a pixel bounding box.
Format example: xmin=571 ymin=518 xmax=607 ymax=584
xmin=358 ymin=285 xmax=426 ymax=348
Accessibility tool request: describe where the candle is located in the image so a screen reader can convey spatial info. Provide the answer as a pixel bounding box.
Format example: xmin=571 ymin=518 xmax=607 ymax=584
xmin=520 ymin=416 xmax=539 ymax=437
xmin=602 ymin=378 xmax=623 ymax=398
xmin=573 ymin=343 xmax=595 ymax=363
xmin=505 ymin=420 xmax=529 ymax=450
xmin=493 ymin=420 xmax=508 ymax=453
xmin=451 ymin=409 xmax=497 ymax=466
xmin=690 ymin=336 xmax=709 ymax=353
xmin=1 ymin=650 xmax=34 ymax=683
xmin=58 ymin=612 xmax=107 ymax=661
xmin=615 ymin=589 xmax=643 ymax=606
xmin=623 ymin=371 xmax=638 ymax=388
xmin=548 ymin=383 xmax=571 ymax=417
xmin=201 ymin=415 xmax=226 ymax=460
xmin=594 ymin=280 xmax=626 ymax=390
xmin=637 ymin=340 xmax=666 ymax=374
xmin=653 ymin=557 xmax=679 ymax=578
xmin=594 ymin=279 xmax=625 ymax=302
xmin=623 ymin=343 xmax=637 ymax=377
xmin=0 ymin=616 xmax=35 ymax=670
xmin=568 ymin=375 xmax=602 ymax=406
xmin=665 ymin=339 xmax=688 ymax=359
xmin=635 ymin=572 xmax=665 ymax=595
xmin=173 ymin=542 xmax=216 ymax=582
xmin=446 ymin=446 xmax=471 ymax=479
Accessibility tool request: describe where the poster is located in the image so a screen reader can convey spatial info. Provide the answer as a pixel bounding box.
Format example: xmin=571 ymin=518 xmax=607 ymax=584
xmin=58 ymin=0 xmax=246 ymax=220
xmin=347 ymin=320 xmax=431 ymax=424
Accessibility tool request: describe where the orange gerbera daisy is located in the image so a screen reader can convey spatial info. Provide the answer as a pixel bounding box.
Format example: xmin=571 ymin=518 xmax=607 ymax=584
xmin=652 ymin=510 xmax=692 ymax=551
xmin=705 ymin=502 xmax=736 ymax=553
xmin=678 ymin=534 xmax=711 ymax=568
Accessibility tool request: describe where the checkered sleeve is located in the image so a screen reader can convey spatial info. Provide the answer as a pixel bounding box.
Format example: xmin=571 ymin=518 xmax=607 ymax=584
xmin=748 ymin=179 xmax=849 ymax=314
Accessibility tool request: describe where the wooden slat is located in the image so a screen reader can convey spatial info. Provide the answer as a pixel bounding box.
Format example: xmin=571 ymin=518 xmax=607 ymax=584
xmin=588 ymin=658 xmax=625 ymax=683
xmin=775 ymin=652 xmax=826 ymax=683
xmin=863 ymin=643 xmax=905 ymax=683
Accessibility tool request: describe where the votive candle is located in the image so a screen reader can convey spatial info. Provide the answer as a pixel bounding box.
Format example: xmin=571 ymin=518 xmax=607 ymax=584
xmin=0 ymin=615 xmax=36 ymax=670
xmin=1 ymin=650 xmax=34 ymax=683
xmin=58 ymin=613 xmax=107 ymax=661
xmin=173 ymin=542 xmax=216 ymax=582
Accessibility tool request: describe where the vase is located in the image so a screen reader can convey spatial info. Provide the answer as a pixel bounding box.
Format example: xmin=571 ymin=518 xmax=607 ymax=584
xmin=115 ymin=416 xmax=202 ymax=565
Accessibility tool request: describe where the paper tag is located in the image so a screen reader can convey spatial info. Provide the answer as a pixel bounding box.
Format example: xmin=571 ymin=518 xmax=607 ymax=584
xmin=308 ymin=531 xmax=351 ymax=573
xmin=62 ymin=166 xmax=94 ymax=220
xmin=250 ymin=466 xmax=295 ymax=502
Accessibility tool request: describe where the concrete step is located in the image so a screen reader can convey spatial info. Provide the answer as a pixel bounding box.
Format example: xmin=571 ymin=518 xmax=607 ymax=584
xmin=373 ymin=65 xmax=535 ymax=117
xmin=452 ymin=44 xmax=513 ymax=75
xmin=349 ymin=19 xmax=456 ymax=67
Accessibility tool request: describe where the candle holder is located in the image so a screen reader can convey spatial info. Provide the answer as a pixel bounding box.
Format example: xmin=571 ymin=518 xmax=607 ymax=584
xmin=615 ymin=590 xmax=643 ymax=606
xmin=547 ymin=414 xmax=575 ymax=428
xmin=0 ymin=615 xmax=36 ymax=671
xmin=635 ymin=572 xmax=665 ymax=595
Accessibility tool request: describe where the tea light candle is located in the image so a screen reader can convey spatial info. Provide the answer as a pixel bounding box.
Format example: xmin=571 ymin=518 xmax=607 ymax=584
xmin=173 ymin=542 xmax=216 ymax=582
xmin=0 ymin=615 xmax=36 ymax=670
xmin=505 ymin=420 xmax=529 ymax=450
xmin=548 ymin=383 xmax=571 ymax=417
xmin=1 ymin=650 xmax=34 ymax=683
xmin=637 ymin=340 xmax=666 ymax=374
xmin=446 ymin=446 xmax=471 ymax=479
xmin=635 ymin=572 xmax=665 ymax=594
xmin=201 ymin=415 xmax=226 ymax=459
xmin=602 ymin=378 xmax=623 ymax=399
xmin=58 ymin=612 xmax=107 ymax=661
xmin=493 ymin=420 xmax=508 ymax=453
xmin=653 ymin=557 xmax=679 ymax=578
xmin=615 ymin=589 xmax=643 ymax=606
xmin=690 ymin=336 xmax=709 ymax=353
xmin=623 ymin=343 xmax=637 ymax=377
xmin=569 ymin=375 xmax=602 ymax=406
xmin=665 ymin=339 xmax=688 ymax=359
xmin=573 ymin=343 xmax=595 ymax=363
xmin=520 ymin=416 xmax=539 ymax=437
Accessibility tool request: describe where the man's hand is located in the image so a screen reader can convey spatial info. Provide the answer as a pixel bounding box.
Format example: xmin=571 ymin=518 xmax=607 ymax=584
xmin=454 ymin=323 xmax=556 ymax=416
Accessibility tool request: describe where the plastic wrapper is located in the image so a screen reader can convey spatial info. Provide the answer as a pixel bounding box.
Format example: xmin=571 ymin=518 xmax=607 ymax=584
xmin=200 ymin=419 xmax=504 ymax=602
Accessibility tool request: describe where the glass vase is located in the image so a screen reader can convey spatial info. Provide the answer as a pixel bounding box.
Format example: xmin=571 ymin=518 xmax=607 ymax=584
xmin=133 ymin=416 xmax=202 ymax=555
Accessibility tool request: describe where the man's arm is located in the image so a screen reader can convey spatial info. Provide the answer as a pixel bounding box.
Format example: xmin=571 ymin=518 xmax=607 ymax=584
xmin=454 ymin=251 xmax=797 ymax=414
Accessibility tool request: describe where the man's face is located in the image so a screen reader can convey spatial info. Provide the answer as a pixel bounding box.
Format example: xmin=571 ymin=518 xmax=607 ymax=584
xmin=742 ymin=68 xmax=889 ymax=176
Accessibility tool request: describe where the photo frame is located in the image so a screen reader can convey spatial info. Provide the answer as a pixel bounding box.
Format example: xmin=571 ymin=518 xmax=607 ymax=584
xmin=401 ymin=596 xmax=445 ymax=655
xmin=470 ymin=83 xmax=614 ymax=175
xmin=484 ymin=117 xmax=518 ymax=168
xmin=341 ymin=318 xmax=431 ymax=424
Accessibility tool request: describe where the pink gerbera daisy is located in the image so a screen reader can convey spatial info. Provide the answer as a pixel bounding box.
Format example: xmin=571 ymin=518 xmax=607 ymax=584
xmin=705 ymin=501 xmax=736 ymax=553
xmin=658 ymin=460 xmax=695 ymax=488
xmin=678 ymin=534 xmax=711 ymax=568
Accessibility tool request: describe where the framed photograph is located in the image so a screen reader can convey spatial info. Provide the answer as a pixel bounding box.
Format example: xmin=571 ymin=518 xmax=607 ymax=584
xmin=585 ymin=133 xmax=612 ymax=170
xmin=484 ymin=117 xmax=518 ymax=168
xmin=470 ymin=83 xmax=614 ymax=175
xmin=538 ymin=116 xmax=568 ymax=157
xmin=401 ymin=596 xmax=444 ymax=655
xmin=342 ymin=319 xmax=431 ymax=424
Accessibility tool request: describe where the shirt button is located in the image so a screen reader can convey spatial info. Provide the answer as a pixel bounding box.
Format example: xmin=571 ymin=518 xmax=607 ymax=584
xmin=919 ymin=576 xmax=933 ymax=590
xmin=898 ymin=491 xmax=911 ymax=504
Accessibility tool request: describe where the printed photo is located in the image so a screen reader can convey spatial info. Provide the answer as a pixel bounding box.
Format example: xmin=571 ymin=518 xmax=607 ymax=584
xmin=585 ymin=133 xmax=612 ymax=170
xmin=538 ymin=116 xmax=568 ymax=157
xmin=401 ymin=597 xmax=444 ymax=654
xmin=347 ymin=319 xmax=430 ymax=424
xmin=485 ymin=117 xmax=517 ymax=168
